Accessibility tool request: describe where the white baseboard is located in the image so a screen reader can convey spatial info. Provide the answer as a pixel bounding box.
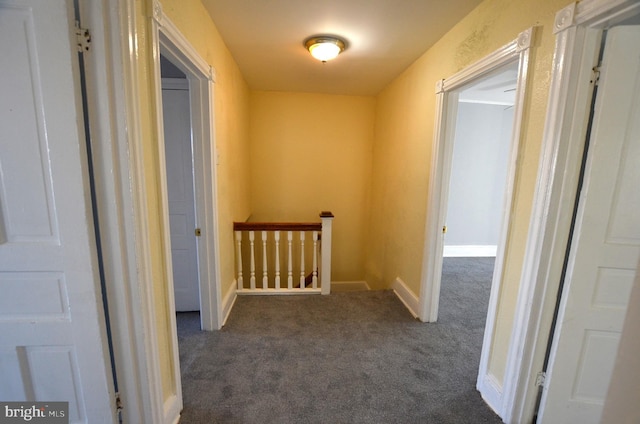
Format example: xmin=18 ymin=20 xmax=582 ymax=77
xmin=331 ymin=280 xmax=371 ymax=292
xmin=392 ymin=277 xmax=419 ymax=318
xmin=163 ymin=393 xmax=181 ymax=424
xmin=477 ymin=371 xmax=503 ymax=417
xmin=443 ymin=245 xmax=497 ymax=257
xmin=221 ymin=280 xmax=238 ymax=327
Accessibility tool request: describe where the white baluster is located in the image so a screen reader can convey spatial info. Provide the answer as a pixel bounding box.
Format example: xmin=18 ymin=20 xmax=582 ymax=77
xmin=262 ymin=231 xmax=268 ymax=289
xmin=235 ymin=231 xmax=243 ymax=289
xmin=249 ymin=230 xmax=256 ymax=290
xmin=299 ymin=232 xmax=306 ymax=288
xmin=312 ymin=231 xmax=318 ymax=289
xmin=320 ymin=212 xmax=334 ymax=295
xmin=287 ymin=231 xmax=293 ymax=289
xmin=274 ymin=231 xmax=281 ymax=289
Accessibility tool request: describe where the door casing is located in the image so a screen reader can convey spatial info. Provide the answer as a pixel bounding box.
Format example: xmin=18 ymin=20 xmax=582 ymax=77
xmin=537 ymin=24 xmax=640 ymax=422
xmin=419 ymin=26 xmax=534 ymax=415
xmin=79 ymin=0 xmax=222 ymax=422
xmin=148 ymin=5 xmax=223 ymax=422
xmin=502 ymin=1 xmax=640 ymax=422
xmin=79 ymin=0 xmax=164 ymax=422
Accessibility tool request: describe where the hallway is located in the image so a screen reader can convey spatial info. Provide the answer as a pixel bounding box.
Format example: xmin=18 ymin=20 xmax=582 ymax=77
xmin=176 ymin=258 xmax=500 ymax=423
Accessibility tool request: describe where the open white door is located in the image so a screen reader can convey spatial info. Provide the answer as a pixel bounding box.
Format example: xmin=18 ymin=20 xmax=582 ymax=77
xmin=0 ymin=0 xmax=116 ymax=421
xmin=538 ymin=25 xmax=640 ymax=423
xmin=162 ymin=81 xmax=201 ymax=312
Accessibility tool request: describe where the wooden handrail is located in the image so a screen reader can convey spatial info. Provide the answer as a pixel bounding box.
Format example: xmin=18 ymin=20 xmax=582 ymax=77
xmin=233 ymin=222 xmax=322 ymax=232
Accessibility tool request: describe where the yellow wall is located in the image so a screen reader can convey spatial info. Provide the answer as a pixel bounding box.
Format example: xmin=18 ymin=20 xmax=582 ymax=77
xmin=249 ymin=91 xmax=375 ymax=281
xmin=131 ymin=0 xmax=576 ymax=406
xmin=366 ymin=0 xmax=573 ymax=385
xmin=134 ymin=0 xmax=251 ymax=403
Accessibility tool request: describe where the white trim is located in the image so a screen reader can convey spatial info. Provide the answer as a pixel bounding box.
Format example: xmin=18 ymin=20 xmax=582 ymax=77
xmin=152 ymin=2 xmax=213 ymax=80
xmin=436 ymin=29 xmax=530 ymax=92
xmin=418 ymin=27 xmax=535 ymax=418
xmin=237 ymin=289 xmax=323 ymax=295
xmin=480 ymin=27 xmax=534 ymax=419
xmin=80 ymin=0 xmax=165 ymax=422
xmin=420 ymin=27 xmax=535 ymax=321
xmin=119 ymin=0 xmax=166 ymax=420
xmin=81 ymin=0 xmax=223 ymax=421
xmin=421 ymin=80 xmax=449 ymax=323
xmin=152 ymin=4 xmax=222 ymax=334
xmin=502 ymin=1 xmax=640 ymax=422
xmin=163 ymin=394 xmax=181 ymax=424
xmin=221 ymin=281 xmax=238 ymax=326
xmin=150 ymin=5 xmax=223 ymax=422
xmin=392 ymin=277 xmax=420 ymax=318
xmin=320 ymin=214 xmax=334 ymax=295
xmin=148 ymin=12 xmax=184 ymax=424
xmin=443 ymin=245 xmax=498 ymax=257
xmin=477 ymin=372 xmax=504 ymax=416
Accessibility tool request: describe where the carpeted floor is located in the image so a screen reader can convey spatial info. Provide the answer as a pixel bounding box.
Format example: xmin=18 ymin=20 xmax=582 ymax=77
xmin=177 ymin=257 xmax=502 ymax=423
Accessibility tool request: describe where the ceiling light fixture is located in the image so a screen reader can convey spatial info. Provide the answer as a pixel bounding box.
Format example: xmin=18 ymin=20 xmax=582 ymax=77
xmin=304 ymin=36 xmax=346 ymax=62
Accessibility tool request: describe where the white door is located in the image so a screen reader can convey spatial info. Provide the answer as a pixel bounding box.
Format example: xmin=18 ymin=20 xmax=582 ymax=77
xmin=162 ymin=82 xmax=200 ymax=312
xmin=0 ymin=0 xmax=116 ymax=422
xmin=538 ymin=26 xmax=640 ymax=424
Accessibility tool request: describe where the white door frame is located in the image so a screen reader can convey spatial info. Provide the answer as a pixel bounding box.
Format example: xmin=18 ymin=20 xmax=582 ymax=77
xmin=79 ymin=0 xmax=164 ymax=423
xmin=148 ymin=2 xmax=222 ymax=421
xmin=418 ymin=27 xmax=533 ymax=414
xmin=150 ymin=3 xmax=222 ymax=332
xmin=79 ymin=0 xmax=222 ymax=422
xmin=501 ymin=1 xmax=640 ymax=422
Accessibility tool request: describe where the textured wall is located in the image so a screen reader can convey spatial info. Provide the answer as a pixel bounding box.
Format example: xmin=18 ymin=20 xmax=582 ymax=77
xmin=249 ymin=91 xmax=375 ymax=281
xmin=134 ymin=0 xmax=251 ymax=402
xmin=366 ymin=0 xmax=573 ymax=386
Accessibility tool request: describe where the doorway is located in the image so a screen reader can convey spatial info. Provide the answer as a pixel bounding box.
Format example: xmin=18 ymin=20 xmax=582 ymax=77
xmin=502 ymin=1 xmax=640 ymax=423
xmin=535 ymin=23 xmax=640 ymax=424
xmin=149 ymin=12 xmax=223 ymax=420
xmin=419 ymin=28 xmax=534 ymax=414
xmin=444 ymin=62 xmax=517 ymax=259
xmin=160 ymin=57 xmax=201 ymax=313
xmin=444 ymin=62 xmax=519 ymax=411
xmin=151 ymin=16 xmax=222 ymax=332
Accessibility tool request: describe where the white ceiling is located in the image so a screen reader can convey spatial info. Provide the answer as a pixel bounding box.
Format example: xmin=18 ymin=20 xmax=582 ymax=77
xmin=201 ymin=0 xmax=485 ymax=96
xmin=459 ymin=61 xmax=518 ymax=106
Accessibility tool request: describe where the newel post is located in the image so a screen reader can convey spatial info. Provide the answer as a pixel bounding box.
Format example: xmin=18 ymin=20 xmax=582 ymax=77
xmin=320 ymin=211 xmax=334 ymax=295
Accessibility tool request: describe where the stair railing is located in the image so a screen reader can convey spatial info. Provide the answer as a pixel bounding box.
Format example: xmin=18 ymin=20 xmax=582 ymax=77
xmin=233 ymin=212 xmax=334 ymax=295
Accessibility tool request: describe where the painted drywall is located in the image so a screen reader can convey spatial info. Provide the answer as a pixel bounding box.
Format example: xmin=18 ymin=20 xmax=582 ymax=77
xmin=133 ymin=0 xmax=251 ymax=403
xmin=365 ymin=0 xmax=573 ymax=387
xmin=133 ymin=0 xmax=577 ymax=407
xmin=249 ymin=91 xmax=375 ymax=281
xmin=445 ymin=102 xmax=513 ymax=247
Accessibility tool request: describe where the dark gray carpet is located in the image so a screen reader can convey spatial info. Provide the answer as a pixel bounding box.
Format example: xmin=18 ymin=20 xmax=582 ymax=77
xmin=177 ymin=257 xmax=502 ymax=423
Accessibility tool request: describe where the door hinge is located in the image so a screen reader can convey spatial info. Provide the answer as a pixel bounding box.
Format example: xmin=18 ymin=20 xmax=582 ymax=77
xmin=535 ymin=371 xmax=547 ymax=388
xmin=115 ymin=392 xmax=123 ymax=421
xmin=442 ymin=225 xmax=447 ymax=234
xmin=590 ymin=66 xmax=601 ymax=86
xmin=75 ymin=22 xmax=91 ymax=53
xmin=195 ymin=228 xmax=202 ymax=237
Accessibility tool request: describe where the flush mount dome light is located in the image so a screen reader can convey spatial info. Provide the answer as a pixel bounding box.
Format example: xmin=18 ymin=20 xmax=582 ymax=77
xmin=304 ymin=36 xmax=346 ymax=62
